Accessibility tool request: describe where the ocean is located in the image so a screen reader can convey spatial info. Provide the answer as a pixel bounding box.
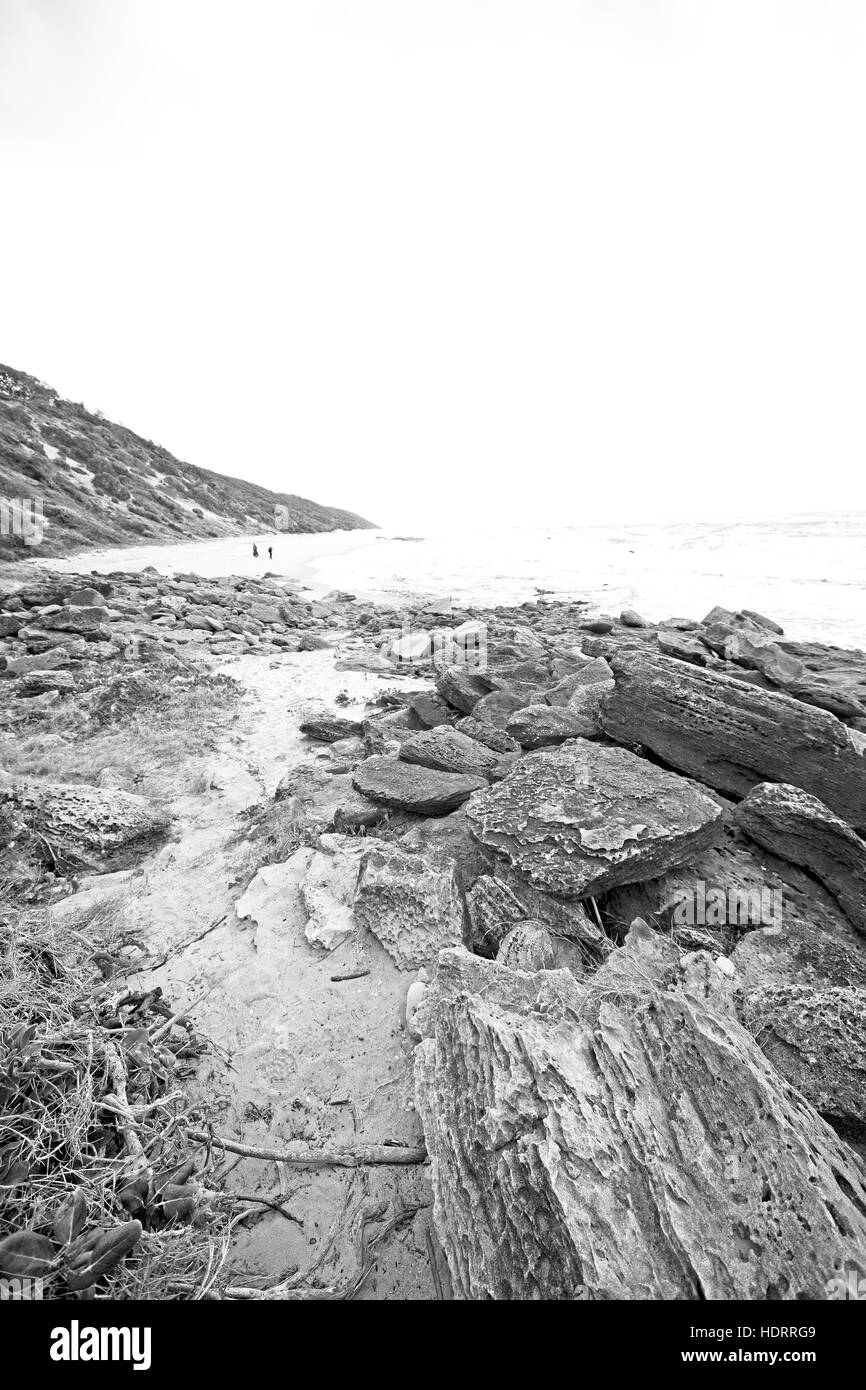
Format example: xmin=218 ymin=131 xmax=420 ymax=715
xmin=33 ymin=512 xmax=866 ymax=650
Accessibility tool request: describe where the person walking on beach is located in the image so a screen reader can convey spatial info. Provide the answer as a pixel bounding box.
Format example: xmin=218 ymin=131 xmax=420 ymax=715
xmin=252 ymin=543 xmax=259 ymax=558
xmin=268 ymin=545 xmax=273 ymax=560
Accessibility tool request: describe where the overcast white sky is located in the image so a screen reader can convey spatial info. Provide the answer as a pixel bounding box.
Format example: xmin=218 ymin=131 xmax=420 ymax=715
xmin=1 ymin=1 xmax=864 ymax=531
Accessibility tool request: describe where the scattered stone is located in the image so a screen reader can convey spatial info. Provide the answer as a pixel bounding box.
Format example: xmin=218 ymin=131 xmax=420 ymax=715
xmin=498 ymin=918 xmax=587 ymax=976
xmin=620 ymin=609 xmax=647 ymax=628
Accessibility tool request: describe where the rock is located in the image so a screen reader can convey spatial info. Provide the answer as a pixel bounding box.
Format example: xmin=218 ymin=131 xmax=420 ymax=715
xmin=579 ymin=617 xmax=614 ymax=635
xmin=734 ymin=782 xmax=866 ymax=936
xmin=414 ymin=935 xmax=866 ymax=1299
xmin=299 ymin=714 xmax=364 ymax=743
xmin=465 ymin=874 xmax=527 ymax=955
xmin=408 ymin=691 xmax=453 ymax=728
xmin=498 ymin=918 xmax=587 ymax=976
xmin=298 ymin=633 xmax=331 ymax=651
xmin=67 ymin=586 xmax=108 ymax=607
xmin=331 ymin=794 xmax=389 ymax=832
xmin=741 ymin=984 xmax=866 ymax=1131
xmin=467 ymin=741 xmax=723 ymax=898
xmin=353 ymin=841 xmax=464 ymax=970
xmin=601 ymin=650 xmax=866 ymax=831
xmin=620 ymin=609 xmax=647 ymax=628
xmin=405 ymin=970 xmax=429 ymax=1042
xmin=599 ymin=822 xmax=858 ymax=955
xmin=2 ymin=782 xmax=170 ymax=869
xmin=544 ymin=658 xmax=613 ymax=705
xmin=657 ymin=630 xmax=716 ymax=666
xmin=741 ymin=608 xmax=784 ymax=635
xmin=14 ymin=670 xmax=76 ymax=697
xmin=0 ymin=614 xmax=23 ymax=637
xmin=453 ymin=716 xmax=521 ymax=754
xmin=505 ymin=703 xmax=603 ymax=749
xmin=732 ymin=916 xmax=866 ymax=995
xmin=471 ymin=688 xmax=527 ymax=728
xmin=399 ymin=727 xmax=501 ymax=780
xmin=37 ymin=605 xmax=113 ymax=637
xmin=435 ymin=665 xmax=494 ymax=714
xmin=399 ymin=807 xmax=488 ymax=892
xmin=353 ymin=755 xmax=487 ymax=816
xmin=488 ymin=861 xmax=610 ymax=955
xmin=301 ymin=843 xmax=365 ymax=951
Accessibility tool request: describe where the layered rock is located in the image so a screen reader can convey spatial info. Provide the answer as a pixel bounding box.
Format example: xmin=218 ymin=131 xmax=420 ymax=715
xmin=734 ymin=783 xmax=866 ymax=936
xmin=601 ymin=651 xmax=866 ymax=830
xmin=467 ymin=740 xmax=723 ymax=898
xmin=414 ymin=936 xmax=866 ymax=1299
xmin=399 ymin=727 xmax=502 ymax=781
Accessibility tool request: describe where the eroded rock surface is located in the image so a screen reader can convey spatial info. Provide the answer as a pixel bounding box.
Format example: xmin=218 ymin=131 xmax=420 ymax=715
xmin=467 ymin=740 xmax=723 ymax=898
xmin=415 ymin=936 xmax=866 ymax=1299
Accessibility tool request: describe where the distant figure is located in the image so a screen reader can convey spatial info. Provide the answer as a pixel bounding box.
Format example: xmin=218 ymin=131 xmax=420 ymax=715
xmin=268 ymin=545 xmax=273 ymax=560
xmin=252 ymin=544 xmax=259 ymax=558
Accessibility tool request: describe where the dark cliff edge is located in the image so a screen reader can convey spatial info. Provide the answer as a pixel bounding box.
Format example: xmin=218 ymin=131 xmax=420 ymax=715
xmin=0 ymin=363 xmax=375 ymax=559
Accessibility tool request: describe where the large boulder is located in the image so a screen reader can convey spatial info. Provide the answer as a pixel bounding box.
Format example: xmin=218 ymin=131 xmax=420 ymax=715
xmin=734 ymin=783 xmax=866 ymax=936
xmin=353 ymin=755 xmax=486 ymax=816
xmin=467 ymin=741 xmax=723 ymax=899
xmin=601 ymin=651 xmax=866 ymax=831
xmin=414 ymin=934 xmax=866 ymax=1299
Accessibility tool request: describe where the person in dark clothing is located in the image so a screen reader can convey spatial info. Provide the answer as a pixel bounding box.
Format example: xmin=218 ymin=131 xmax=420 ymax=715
xmin=268 ymin=545 xmax=273 ymax=560
xmin=252 ymin=544 xmax=259 ymax=558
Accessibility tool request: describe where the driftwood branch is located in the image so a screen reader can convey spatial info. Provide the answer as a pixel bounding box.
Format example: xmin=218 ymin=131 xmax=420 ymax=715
xmin=189 ymin=1128 xmax=427 ymax=1168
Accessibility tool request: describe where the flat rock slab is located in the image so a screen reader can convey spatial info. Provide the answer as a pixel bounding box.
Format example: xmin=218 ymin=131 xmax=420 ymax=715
xmin=601 ymin=651 xmax=866 ymax=831
xmin=734 ymin=782 xmax=866 ymax=936
xmin=467 ymin=740 xmax=722 ymax=898
xmin=353 ymin=754 xmax=487 ymax=816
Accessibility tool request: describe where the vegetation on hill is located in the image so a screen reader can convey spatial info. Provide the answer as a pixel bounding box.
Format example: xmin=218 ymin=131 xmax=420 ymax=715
xmin=0 ymin=364 xmax=374 ymax=559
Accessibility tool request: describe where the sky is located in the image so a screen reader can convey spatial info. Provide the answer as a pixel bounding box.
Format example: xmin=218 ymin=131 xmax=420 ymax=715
xmin=1 ymin=1 xmax=864 ymax=533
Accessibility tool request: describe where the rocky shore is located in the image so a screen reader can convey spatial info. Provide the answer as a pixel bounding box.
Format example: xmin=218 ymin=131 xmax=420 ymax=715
xmin=2 ymin=568 xmax=866 ymax=1299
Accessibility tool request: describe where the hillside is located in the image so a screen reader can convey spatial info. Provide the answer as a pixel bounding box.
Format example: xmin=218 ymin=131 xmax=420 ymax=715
xmin=0 ymin=364 xmax=374 ymax=559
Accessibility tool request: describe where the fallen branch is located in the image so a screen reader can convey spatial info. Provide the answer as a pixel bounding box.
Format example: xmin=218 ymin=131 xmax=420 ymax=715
xmin=330 ymin=969 xmax=370 ymax=983
xmin=188 ymin=1128 xmax=427 ymax=1168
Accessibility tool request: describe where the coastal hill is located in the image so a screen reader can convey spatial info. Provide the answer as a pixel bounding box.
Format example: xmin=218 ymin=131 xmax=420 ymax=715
xmin=0 ymin=363 xmax=374 ymax=559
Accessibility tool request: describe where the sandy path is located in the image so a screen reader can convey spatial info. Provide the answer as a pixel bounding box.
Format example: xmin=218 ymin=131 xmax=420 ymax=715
xmin=56 ymin=647 xmax=441 ymax=1298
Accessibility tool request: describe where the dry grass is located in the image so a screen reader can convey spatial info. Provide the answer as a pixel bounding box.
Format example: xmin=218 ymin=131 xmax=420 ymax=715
xmin=0 ymin=904 xmax=233 ymax=1299
xmin=0 ymin=668 xmax=241 ymax=805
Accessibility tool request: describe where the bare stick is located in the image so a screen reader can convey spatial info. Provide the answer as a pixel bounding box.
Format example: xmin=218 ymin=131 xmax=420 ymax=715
xmin=188 ymin=1128 xmax=427 ymax=1168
